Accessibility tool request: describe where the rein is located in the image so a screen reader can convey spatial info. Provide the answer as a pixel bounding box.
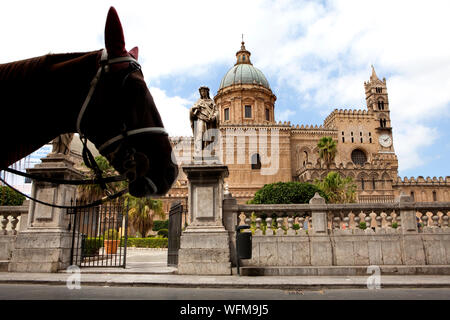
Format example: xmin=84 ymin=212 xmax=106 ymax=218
xmin=1 ymin=49 xmax=168 ymax=209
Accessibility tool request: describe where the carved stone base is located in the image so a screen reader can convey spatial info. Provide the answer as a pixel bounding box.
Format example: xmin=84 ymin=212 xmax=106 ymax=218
xmin=8 ymin=230 xmax=73 ymax=273
xmin=177 ymin=231 xmax=231 ymax=275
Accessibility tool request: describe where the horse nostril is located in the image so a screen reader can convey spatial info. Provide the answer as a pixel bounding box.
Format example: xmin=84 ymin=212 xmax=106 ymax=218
xmin=124 ymin=160 xmax=136 ymax=170
xmin=126 ymin=170 xmax=136 ymax=181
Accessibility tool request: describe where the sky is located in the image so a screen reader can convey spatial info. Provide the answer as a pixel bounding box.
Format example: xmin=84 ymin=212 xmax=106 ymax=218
xmin=1 ymin=0 xmax=449 ymax=179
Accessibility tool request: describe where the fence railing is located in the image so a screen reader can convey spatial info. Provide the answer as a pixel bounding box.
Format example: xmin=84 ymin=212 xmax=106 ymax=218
xmin=358 ymin=194 xmax=395 ymax=203
xmin=0 ymin=205 xmax=28 ymax=235
xmin=228 ymin=194 xmax=450 ymax=235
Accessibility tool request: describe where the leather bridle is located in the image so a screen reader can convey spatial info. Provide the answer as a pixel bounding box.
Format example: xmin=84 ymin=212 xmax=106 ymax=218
xmin=1 ymin=49 xmax=168 ymax=209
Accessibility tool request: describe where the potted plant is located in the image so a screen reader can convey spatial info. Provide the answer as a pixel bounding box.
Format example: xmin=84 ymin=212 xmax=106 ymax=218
xmin=104 ymin=229 xmax=120 ymax=254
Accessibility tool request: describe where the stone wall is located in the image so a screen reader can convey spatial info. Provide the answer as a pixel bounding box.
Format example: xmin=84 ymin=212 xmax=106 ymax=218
xmin=224 ymin=193 xmax=450 ymax=271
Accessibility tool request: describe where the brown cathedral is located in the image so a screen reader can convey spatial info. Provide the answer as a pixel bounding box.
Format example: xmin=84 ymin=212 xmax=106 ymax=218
xmin=158 ymin=41 xmax=450 ymax=218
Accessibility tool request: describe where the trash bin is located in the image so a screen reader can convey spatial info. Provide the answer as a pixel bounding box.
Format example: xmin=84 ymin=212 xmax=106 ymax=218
xmin=237 ymin=230 xmax=252 ymax=259
xmin=236 ymin=225 xmax=252 ymax=275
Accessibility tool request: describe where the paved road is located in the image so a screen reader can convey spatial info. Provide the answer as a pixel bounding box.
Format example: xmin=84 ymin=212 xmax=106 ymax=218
xmin=0 ymin=284 xmax=449 ymax=300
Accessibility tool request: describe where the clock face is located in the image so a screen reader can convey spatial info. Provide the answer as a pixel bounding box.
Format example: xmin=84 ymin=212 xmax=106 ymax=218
xmin=379 ymin=134 xmax=392 ymax=147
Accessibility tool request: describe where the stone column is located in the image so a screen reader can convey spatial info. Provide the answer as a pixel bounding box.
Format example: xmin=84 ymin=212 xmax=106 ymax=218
xmin=9 ymin=154 xmax=84 ymax=272
xmin=309 ymin=193 xmax=333 ymax=266
xmin=397 ymin=193 xmax=426 ymax=265
xmin=177 ymin=164 xmax=232 ymax=275
xmin=223 ymin=191 xmax=238 ymax=267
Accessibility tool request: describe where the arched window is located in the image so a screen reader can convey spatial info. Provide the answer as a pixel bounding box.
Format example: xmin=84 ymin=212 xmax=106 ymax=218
xmin=251 ymin=153 xmax=261 ymax=170
xmin=224 ymin=108 xmax=230 ymax=121
xmin=303 ymin=151 xmax=308 ymax=167
xmin=410 ymin=191 xmax=415 ymax=201
xmin=433 ymin=191 xmax=437 ymax=202
xmin=351 ymin=149 xmax=367 ymax=166
xmin=244 ymin=105 xmax=252 ymax=118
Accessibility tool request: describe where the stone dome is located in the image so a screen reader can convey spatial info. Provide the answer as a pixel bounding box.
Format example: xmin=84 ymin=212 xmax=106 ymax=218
xmin=218 ymin=41 xmax=270 ymax=90
xmin=219 ymin=64 xmax=270 ymax=90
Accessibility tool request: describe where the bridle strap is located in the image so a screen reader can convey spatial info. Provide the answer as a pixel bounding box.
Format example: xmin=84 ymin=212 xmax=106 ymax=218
xmin=0 ymin=175 xmax=128 ymax=209
xmin=2 ymin=167 xmax=125 ymax=185
xmin=98 ymin=127 xmax=168 ymax=153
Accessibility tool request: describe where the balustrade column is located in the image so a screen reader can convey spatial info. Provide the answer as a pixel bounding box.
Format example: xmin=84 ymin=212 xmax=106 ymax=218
xmin=10 ymin=214 xmax=19 ymax=235
xmin=265 ymin=218 xmax=274 ymax=235
xmin=353 ymin=212 xmax=361 ymax=229
xmin=298 ymin=216 xmax=305 ymax=231
xmin=333 ymin=212 xmax=341 ymax=230
xmin=431 ymin=211 xmax=440 ymax=227
xmin=254 ymin=218 xmax=263 ymax=236
xmin=374 ymin=211 xmax=383 ymax=229
xmin=385 ymin=211 xmax=393 ymax=228
xmin=287 ymin=217 xmax=295 ymax=235
xmin=1 ymin=214 xmax=9 ymax=235
xmin=443 ymin=213 xmax=449 ymax=228
xmin=276 ymin=217 xmax=284 ymax=235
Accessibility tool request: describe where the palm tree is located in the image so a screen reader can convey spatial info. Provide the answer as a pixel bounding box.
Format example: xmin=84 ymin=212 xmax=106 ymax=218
xmin=315 ymin=171 xmax=357 ymax=204
xmin=317 ymin=136 xmax=337 ymax=168
xmin=124 ymin=194 xmax=164 ymax=237
xmin=77 ymin=155 xmax=125 ymax=201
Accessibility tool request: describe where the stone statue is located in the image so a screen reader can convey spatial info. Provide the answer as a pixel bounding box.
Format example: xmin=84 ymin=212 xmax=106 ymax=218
xmin=51 ymin=133 xmax=74 ymax=155
xmin=189 ymin=86 xmax=219 ymax=159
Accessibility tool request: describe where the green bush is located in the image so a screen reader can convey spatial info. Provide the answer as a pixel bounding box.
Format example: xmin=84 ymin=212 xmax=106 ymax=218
xmin=126 ymin=237 xmax=168 ymax=248
xmin=248 ymin=181 xmax=328 ymax=204
xmin=157 ymin=228 xmax=168 ymax=238
xmin=153 ymin=220 xmax=169 ymax=232
xmin=0 ymin=186 xmax=25 ymax=206
xmin=391 ymin=222 xmax=398 ymax=229
xmin=83 ymin=237 xmax=103 ymax=256
xmin=293 ymin=223 xmax=300 ymax=230
xmin=104 ymin=229 xmax=119 ymax=240
xmin=359 ymin=222 xmax=367 ymax=230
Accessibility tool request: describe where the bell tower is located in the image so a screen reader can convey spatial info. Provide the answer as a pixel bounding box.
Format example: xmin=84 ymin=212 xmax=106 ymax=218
xmin=364 ymin=65 xmax=391 ymax=130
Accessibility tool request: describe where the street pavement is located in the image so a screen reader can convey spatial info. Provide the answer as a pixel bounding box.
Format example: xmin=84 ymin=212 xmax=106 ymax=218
xmin=1 ymin=248 xmax=450 ymax=291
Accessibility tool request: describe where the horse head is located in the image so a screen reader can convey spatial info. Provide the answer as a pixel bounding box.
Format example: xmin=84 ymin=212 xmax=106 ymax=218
xmin=80 ymin=7 xmax=178 ymax=197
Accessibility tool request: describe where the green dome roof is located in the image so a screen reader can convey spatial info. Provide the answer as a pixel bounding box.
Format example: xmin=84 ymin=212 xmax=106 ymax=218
xmin=219 ymin=64 xmax=270 ymax=90
xmin=218 ymin=41 xmax=270 ymax=90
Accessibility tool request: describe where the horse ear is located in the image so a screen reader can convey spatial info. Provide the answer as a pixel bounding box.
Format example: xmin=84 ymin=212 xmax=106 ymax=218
xmin=104 ymin=7 xmax=127 ymax=57
xmin=129 ymin=47 xmax=139 ymax=60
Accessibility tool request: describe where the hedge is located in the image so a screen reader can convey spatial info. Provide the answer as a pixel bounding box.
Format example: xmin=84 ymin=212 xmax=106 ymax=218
xmin=126 ymin=237 xmax=168 ymax=248
xmin=82 ymin=236 xmax=168 ymax=256
xmin=0 ymin=186 xmax=26 ymax=206
xmin=153 ymin=220 xmax=169 ymax=232
xmin=248 ymin=181 xmax=328 ymax=204
xmin=157 ymin=228 xmax=168 ymax=238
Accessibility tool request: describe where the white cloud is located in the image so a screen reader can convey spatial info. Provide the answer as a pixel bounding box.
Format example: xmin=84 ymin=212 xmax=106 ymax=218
xmin=394 ymin=124 xmax=439 ymax=172
xmin=1 ymin=0 xmax=449 ymax=172
xmin=149 ymin=87 xmax=192 ymax=137
xmin=276 ymin=109 xmax=295 ymax=122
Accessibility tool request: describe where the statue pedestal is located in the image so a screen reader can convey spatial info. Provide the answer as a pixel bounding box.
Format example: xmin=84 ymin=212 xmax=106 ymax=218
xmin=177 ymin=163 xmax=231 ymax=275
xmin=9 ymin=154 xmax=84 ymax=273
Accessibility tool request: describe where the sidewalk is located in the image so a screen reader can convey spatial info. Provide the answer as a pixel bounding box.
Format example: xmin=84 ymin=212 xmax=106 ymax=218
xmin=1 ymin=248 xmax=450 ymax=289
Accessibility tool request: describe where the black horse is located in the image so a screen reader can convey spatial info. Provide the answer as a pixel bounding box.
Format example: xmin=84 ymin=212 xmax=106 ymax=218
xmin=0 ymin=7 xmax=178 ymax=197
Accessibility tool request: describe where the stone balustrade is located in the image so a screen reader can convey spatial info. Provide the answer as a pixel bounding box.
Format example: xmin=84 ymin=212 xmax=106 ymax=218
xmin=0 ymin=205 xmax=28 ymax=236
xmin=223 ymin=193 xmax=450 ymax=269
xmin=235 ymin=199 xmax=450 ymax=235
xmin=0 ymin=205 xmax=28 ymax=263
